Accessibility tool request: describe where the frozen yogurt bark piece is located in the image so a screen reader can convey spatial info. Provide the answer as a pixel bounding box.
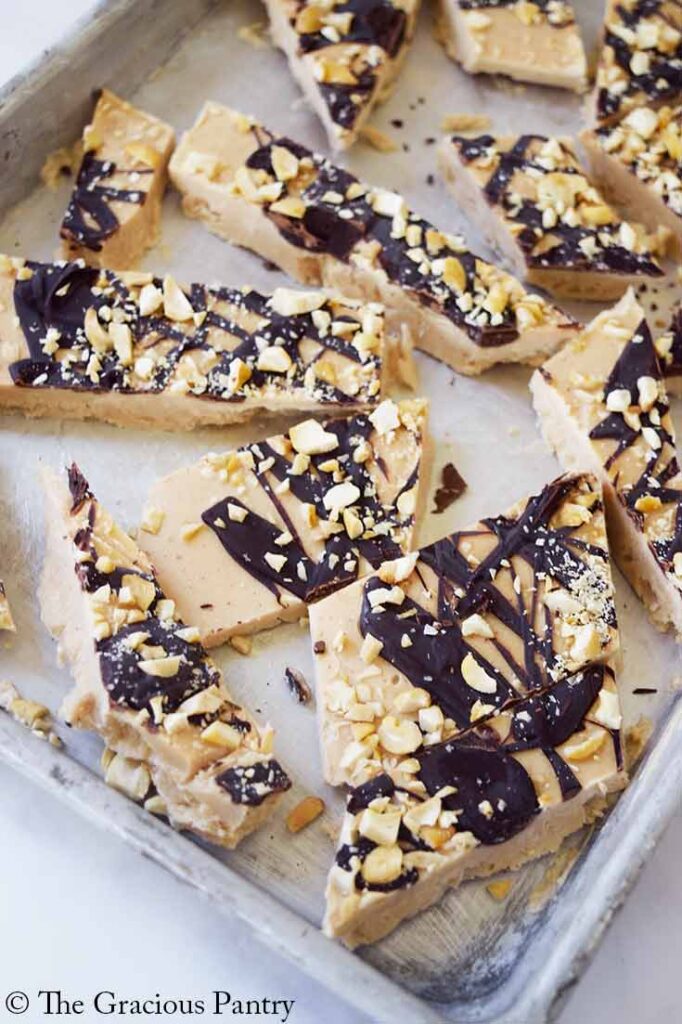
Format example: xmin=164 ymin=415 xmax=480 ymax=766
xmin=0 ymin=257 xmax=392 ymax=430
xmin=60 ymin=89 xmax=175 ymax=269
xmin=437 ymin=0 xmax=587 ymax=91
xmin=592 ymin=0 xmax=682 ymax=127
xmin=531 ymin=290 xmax=682 ymax=638
xmin=169 ymin=102 xmax=578 ymax=376
xmin=264 ymin=0 xmax=421 ymax=150
xmin=324 ymin=661 xmax=625 ymax=947
xmin=309 ymin=472 xmax=619 ymax=787
xmin=439 ymin=132 xmax=663 ymax=301
xmin=582 ymin=104 xmax=682 ymax=258
xmin=139 ymin=399 xmax=429 ymax=646
xmin=39 ymin=465 xmax=290 ymax=847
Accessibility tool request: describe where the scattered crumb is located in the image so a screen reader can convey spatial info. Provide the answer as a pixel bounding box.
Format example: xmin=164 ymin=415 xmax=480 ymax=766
xmin=486 ymin=879 xmax=513 ymax=902
xmin=230 ymin=635 xmax=252 ymax=656
xmin=285 ymin=667 xmax=313 ymax=705
xmin=359 ymin=124 xmax=398 ymax=152
xmin=0 ymin=679 xmax=60 ymax=745
xmin=441 ymin=113 xmax=491 ymax=134
xmin=625 ymin=717 xmax=653 ymax=768
xmin=433 ymin=462 xmax=467 ymax=514
xmin=40 ymin=139 xmax=83 ymax=189
xmin=529 ymin=845 xmax=580 ymax=912
xmin=237 ymin=21 xmax=270 ymax=49
xmin=286 ymin=795 xmax=325 ymax=833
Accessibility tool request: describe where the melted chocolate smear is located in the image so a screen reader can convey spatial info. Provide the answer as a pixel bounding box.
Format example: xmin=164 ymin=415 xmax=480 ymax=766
xmin=67 ymin=463 xmax=93 ymax=514
xmin=61 ymin=153 xmax=149 ymax=252
xmin=98 ymin=617 xmax=221 ymax=715
xmin=433 ymin=462 xmax=467 ymax=514
xmin=216 ymin=759 xmax=291 ymax=806
xmin=419 ymin=734 xmax=540 ymax=845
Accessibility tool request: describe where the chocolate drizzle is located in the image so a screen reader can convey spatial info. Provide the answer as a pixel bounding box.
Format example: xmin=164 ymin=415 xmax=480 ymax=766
xmin=596 ymin=1 xmax=682 ymax=122
xmin=98 ymin=618 xmax=222 ymax=715
xmin=245 ymin=130 xmax=557 ymax=348
xmin=291 ymin=1 xmax=409 ymax=134
xmin=216 ymin=759 xmax=291 ymax=805
xmin=202 ymin=411 xmax=419 ymax=607
xmin=360 ymin=476 xmax=615 ymax=726
xmin=60 ymin=153 xmax=149 ymax=252
xmin=453 ymin=134 xmax=662 ymax=279
xmin=8 ymin=259 xmax=381 ymax=407
xmin=588 ymin=318 xmax=682 ymax=572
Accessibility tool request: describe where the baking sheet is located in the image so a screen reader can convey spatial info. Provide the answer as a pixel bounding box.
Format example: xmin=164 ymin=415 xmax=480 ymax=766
xmin=0 ymin=0 xmax=681 ymax=1019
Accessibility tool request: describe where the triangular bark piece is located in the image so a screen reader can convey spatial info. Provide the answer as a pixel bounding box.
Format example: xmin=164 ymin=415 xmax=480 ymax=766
xmin=39 ymin=465 xmax=290 ymax=847
xmin=265 ymin=0 xmax=421 ymax=150
xmin=531 ymin=289 xmax=682 ymax=638
xmin=169 ymin=103 xmax=578 ymax=375
xmin=309 ymin=472 xmax=624 ymax=946
xmin=139 ymin=399 xmax=429 ymax=647
xmin=439 ymin=132 xmax=663 ymax=300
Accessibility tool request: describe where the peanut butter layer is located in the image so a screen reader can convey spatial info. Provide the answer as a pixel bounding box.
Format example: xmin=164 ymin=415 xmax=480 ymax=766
xmin=60 ymin=89 xmax=175 ymax=269
xmin=437 ymin=1 xmax=587 ymax=91
xmin=531 ymin=290 xmax=682 ymax=639
xmin=439 ymin=133 xmax=664 ymax=301
xmin=168 ymin=102 xmax=578 ymax=376
xmin=265 ymin=0 xmax=420 ymax=150
xmin=325 ymin=662 xmax=625 ymax=947
xmin=0 ymin=580 xmax=15 ymax=632
xmin=0 ymin=257 xmax=392 ymax=430
xmin=139 ymin=399 xmax=429 ymax=646
xmin=309 ymin=472 xmax=618 ymax=788
xmin=592 ymin=1 xmax=682 ymax=127
xmin=39 ymin=465 xmax=290 ymax=848
xmin=582 ymin=105 xmax=682 ymax=257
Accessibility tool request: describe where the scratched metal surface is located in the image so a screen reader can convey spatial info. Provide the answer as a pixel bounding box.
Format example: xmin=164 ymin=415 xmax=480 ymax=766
xmin=0 ymin=1 xmax=680 ymax=1021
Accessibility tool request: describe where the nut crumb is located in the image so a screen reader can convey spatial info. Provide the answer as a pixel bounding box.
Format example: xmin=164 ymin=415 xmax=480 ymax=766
xmin=237 ymin=21 xmax=270 ymax=49
xmin=486 ymin=879 xmax=512 ymax=901
xmin=359 ymin=125 xmax=398 ymax=153
xmin=624 ymin=716 xmax=653 ymax=767
xmin=230 ymin=635 xmax=253 ymax=656
xmin=286 ymin=795 xmax=325 ymax=833
xmin=441 ymin=113 xmax=492 ymax=134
